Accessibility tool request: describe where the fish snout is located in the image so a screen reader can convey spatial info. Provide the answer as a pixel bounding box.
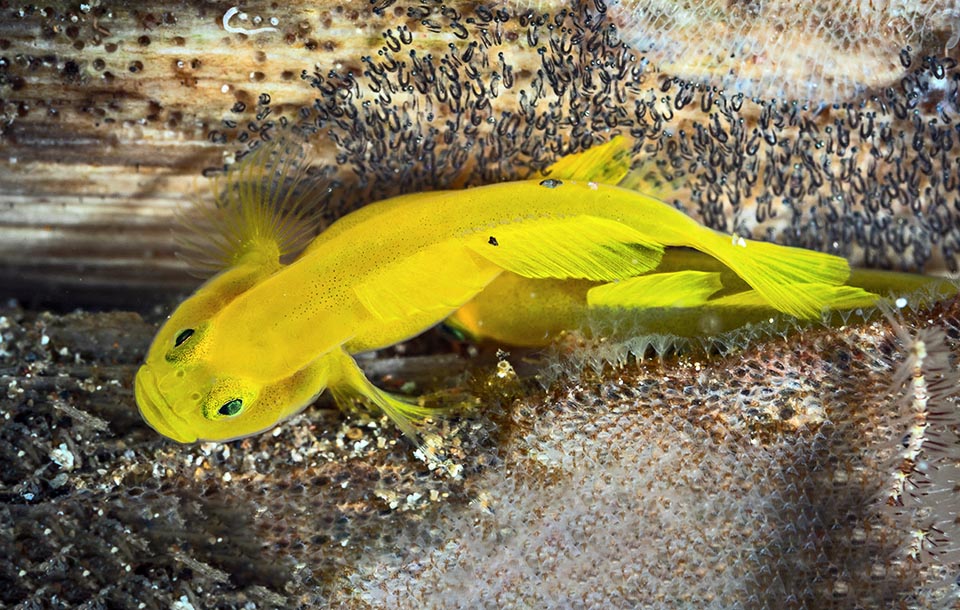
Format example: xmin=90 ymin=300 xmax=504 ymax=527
xmin=134 ymin=365 xmax=197 ymax=443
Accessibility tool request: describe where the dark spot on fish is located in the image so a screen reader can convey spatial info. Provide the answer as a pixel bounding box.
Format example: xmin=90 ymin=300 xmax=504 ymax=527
xmin=488 ymin=236 xmax=499 ymax=246
xmin=539 ymin=179 xmax=563 ymax=188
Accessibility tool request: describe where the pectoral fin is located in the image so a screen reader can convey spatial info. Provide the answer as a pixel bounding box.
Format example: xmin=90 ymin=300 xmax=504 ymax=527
xmin=465 ymin=215 xmax=664 ymax=281
xmin=177 ymin=138 xmax=325 ymax=275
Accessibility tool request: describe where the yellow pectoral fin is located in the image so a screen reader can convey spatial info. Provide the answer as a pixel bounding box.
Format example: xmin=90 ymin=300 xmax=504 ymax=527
xmin=465 ymin=215 xmax=664 ymax=282
xmin=354 ymin=242 xmax=502 ymax=322
xmin=541 ymin=136 xmax=633 ymax=184
xmin=587 ymin=271 xmax=724 ymax=309
xmin=327 ymin=349 xmax=450 ymax=441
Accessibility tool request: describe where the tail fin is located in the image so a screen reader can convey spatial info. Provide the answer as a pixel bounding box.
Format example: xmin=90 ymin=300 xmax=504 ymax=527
xmin=696 ymin=231 xmax=857 ymax=319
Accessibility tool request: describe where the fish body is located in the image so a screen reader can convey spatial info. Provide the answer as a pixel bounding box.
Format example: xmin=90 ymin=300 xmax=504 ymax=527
xmin=136 ymin=137 xmax=881 ymax=443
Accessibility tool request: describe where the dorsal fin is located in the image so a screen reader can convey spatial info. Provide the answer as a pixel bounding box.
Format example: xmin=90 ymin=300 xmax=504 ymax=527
xmin=541 ymin=136 xmax=633 ymax=185
xmin=176 ymin=138 xmax=326 ymax=276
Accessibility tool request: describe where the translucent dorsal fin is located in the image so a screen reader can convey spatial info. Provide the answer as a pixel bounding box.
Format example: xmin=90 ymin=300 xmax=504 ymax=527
xmin=176 ymin=138 xmax=326 ymax=276
xmin=541 ymin=136 xmax=633 ymax=185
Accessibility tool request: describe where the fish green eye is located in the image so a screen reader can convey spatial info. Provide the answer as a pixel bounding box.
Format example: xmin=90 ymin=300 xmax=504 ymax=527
xmin=174 ymin=328 xmax=195 ymax=347
xmin=218 ymin=398 xmax=243 ymax=417
xmin=439 ymin=323 xmax=468 ymax=342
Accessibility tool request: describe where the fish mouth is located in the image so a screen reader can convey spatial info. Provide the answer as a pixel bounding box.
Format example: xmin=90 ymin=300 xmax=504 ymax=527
xmin=134 ymin=365 xmax=197 ymax=444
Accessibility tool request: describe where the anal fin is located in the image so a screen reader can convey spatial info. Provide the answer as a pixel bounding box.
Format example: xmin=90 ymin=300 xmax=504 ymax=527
xmin=709 ymin=284 xmax=879 ymax=311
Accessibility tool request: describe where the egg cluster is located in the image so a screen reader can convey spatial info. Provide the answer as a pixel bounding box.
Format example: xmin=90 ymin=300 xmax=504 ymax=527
xmin=246 ymin=1 xmax=960 ymax=274
xmin=344 ymin=302 xmax=960 ymax=609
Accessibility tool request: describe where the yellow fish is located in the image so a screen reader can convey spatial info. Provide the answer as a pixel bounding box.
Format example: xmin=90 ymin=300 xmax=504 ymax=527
xmin=135 ymin=137 xmax=880 ymax=443
xmin=447 ymin=250 xmax=956 ymax=346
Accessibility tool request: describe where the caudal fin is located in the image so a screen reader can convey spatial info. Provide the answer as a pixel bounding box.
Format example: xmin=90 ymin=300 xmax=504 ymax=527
xmin=696 ymin=231 xmax=860 ymax=319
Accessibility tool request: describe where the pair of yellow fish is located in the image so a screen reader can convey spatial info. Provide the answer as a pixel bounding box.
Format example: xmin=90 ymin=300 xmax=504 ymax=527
xmin=134 ymin=137 xmax=946 ymax=443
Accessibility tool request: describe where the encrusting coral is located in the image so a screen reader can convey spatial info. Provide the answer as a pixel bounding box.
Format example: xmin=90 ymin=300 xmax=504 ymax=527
xmin=607 ymin=0 xmax=957 ymax=102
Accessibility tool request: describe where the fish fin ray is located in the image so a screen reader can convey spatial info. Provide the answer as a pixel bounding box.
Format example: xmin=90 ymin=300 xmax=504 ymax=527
xmin=710 ymin=284 xmax=879 ymax=310
xmin=696 ymin=233 xmax=854 ymax=319
xmin=328 ymin=349 xmax=453 ymax=442
xmin=176 ymin=137 xmax=326 ymax=276
xmin=541 ymin=136 xmax=633 ymax=184
xmin=465 ymin=215 xmax=663 ymax=281
xmin=587 ymin=271 xmax=724 ymax=308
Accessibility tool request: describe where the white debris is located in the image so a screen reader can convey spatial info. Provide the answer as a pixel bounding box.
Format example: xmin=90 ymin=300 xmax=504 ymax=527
xmin=50 ymin=443 xmax=75 ymax=470
xmin=222 ymin=6 xmax=278 ymax=35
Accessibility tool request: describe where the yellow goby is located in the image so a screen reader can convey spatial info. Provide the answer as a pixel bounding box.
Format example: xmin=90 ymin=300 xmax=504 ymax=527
xmin=135 ymin=137 xmax=877 ymax=443
xmin=447 ymin=250 xmax=957 ymax=346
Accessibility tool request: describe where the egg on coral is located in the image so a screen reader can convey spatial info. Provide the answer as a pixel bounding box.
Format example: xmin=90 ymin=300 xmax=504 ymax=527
xmin=607 ymin=0 xmax=958 ymax=103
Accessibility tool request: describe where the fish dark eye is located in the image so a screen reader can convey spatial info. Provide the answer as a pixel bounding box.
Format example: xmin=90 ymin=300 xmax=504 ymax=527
xmin=219 ymin=398 xmax=243 ymax=417
xmin=439 ymin=323 xmax=468 ymax=342
xmin=174 ymin=328 xmax=195 ymax=347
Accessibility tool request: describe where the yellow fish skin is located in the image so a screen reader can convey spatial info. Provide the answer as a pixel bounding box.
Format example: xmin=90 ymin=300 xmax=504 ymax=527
xmin=135 ymin=137 xmax=876 ymax=443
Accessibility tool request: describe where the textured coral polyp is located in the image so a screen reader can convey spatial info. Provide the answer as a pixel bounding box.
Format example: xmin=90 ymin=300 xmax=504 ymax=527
xmin=879 ymin=314 xmax=960 ymax=584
